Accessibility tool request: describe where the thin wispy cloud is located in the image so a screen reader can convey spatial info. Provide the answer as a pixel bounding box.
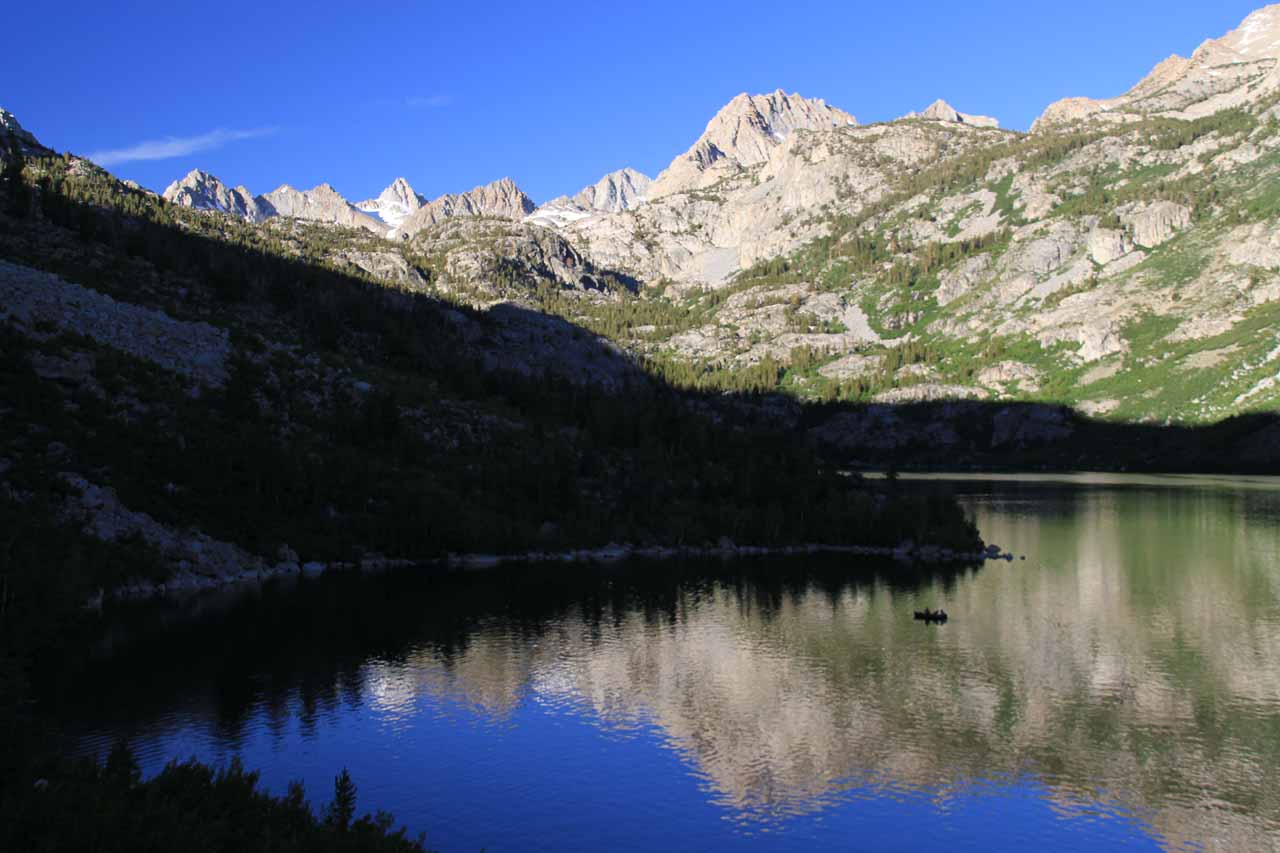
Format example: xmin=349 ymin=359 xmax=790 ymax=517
xmin=406 ymin=94 xmax=453 ymax=109
xmin=88 ymin=126 xmax=278 ymax=167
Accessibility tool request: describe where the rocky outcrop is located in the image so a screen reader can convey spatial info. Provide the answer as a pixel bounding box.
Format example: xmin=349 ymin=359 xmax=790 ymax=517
xmin=647 ymin=89 xmax=858 ymax=198
xmin=392 ymin=177 xmax=536 ymax=239
xmin=162 ymin=169 xmax=272 ymax=223
xmin=902 ymin=99 xmax=1000 ymax=128
xmin=335 ymin=250 xmax=429 ymax=290
xmin=1033 ymin=5 xmax=1280 ymax=130
xmin=1087 ymin=227 xmax=1133 ymax=266
xmin=1122 ymin=201 xmax=1192 ymax=248
xmin=405 ymin=218 xmax=622 ymax=296
xmin=355 ymin=177 xmax=425 ymax=228
xmin=258 ymin=183 xmax=385 ymax=233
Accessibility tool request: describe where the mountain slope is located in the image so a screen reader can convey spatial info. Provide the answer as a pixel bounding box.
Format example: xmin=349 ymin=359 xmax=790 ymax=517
xmin=509 ymin=6 xmax=1280 ymax=426
xmin=0 ymin=127 xmax=983 ymax=609
xmin=22 ymin=6 xmax=1280 ymax=432
xmin=566 ymin=107 xmax=1011 ymax=285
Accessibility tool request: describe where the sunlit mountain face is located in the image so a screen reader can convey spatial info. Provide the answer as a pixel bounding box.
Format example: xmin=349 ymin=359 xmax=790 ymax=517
xmin=56 ymin=476 xmax=1280 ymax=851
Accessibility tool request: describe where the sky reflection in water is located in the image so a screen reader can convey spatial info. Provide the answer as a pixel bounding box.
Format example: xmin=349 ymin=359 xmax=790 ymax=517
xmin=64 ymin=475 xmax=1280 ymax=851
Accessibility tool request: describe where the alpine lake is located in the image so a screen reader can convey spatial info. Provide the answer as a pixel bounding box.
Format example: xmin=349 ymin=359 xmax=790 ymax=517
xmin=49 ymin=474 xmax=1280 ymax=851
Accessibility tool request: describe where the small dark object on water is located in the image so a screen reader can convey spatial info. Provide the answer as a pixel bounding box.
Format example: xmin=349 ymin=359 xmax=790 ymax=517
xmin=914 ymin=608 xmax=948 ymax=624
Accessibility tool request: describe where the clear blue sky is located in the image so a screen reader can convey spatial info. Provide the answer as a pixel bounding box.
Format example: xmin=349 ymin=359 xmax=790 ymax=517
xmin=1 ymin=1 xmax=1265 ymax=204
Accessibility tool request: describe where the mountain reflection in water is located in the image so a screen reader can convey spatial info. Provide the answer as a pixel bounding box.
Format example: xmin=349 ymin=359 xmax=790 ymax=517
xmin=58 ymin=475 xmax=1280 ymax=852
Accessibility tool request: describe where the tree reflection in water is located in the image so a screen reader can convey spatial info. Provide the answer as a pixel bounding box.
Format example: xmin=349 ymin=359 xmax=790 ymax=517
xmin=55 ymin=476 xmax=1280 ymax=851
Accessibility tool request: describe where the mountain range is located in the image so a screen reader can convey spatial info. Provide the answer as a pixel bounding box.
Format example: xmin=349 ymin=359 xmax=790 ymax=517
xmin=8 ymin=2 xmax=1280 ymax=632
xmin=16 ymin=3 xmax=1280 ymax=432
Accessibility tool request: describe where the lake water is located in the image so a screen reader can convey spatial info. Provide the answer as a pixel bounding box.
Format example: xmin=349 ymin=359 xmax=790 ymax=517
xmin=54 ymin=474 xmax=1280 ymax=851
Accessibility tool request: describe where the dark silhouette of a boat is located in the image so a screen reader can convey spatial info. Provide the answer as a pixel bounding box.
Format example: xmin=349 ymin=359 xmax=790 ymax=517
xmin=914 ymin=609 xmax=948 ymax=624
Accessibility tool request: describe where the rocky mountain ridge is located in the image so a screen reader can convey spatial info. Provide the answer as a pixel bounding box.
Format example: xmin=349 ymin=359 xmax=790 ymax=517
xmin=1033 ymin=3 xmax=1280 ymax=130
xmin=526 ymin=168 xmax=651 ymax=228
xmin=28 ymin=4 xmax=1280 ymax=428
xmin=390 ymin=177 xmax=536 ymax=239
xmin=162 ymin=170 xmax=272 ymax=223
xmin=161 ymin=168 xmax=535 ymax=238
xmin=259 ymin=182 xmax=386 ymax=234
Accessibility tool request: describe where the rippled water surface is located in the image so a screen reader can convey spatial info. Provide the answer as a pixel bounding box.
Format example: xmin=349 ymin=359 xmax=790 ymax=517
xmin=55 ymin=475 xmax=1280 ymax=851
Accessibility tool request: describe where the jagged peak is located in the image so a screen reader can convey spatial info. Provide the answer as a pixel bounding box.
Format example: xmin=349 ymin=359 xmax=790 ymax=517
xmin=382 ymin=176 xmax=422 ymax=200
xmin=486 ymin=176 xmax=525 ymax=193
xmin=709 ymin=88 xmax=857 ymax=130
xmin=161 ymin=168 xmax=271 ymax=223
xmin=164 ymin=168 xmax=224 ymax=192
xmin=649 ymin=89 xmax=857 ymax=198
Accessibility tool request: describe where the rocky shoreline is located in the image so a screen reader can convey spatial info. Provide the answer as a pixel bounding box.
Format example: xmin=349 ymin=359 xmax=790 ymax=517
xmin=51 ymin=471 xmax=1012 ymax=609
xmin=98 ymin=539 xmax=1014 ymax=606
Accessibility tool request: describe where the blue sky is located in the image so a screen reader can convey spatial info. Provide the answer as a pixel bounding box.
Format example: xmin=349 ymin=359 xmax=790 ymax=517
xmin=2 ymin=1 xmax=1265 ymax=204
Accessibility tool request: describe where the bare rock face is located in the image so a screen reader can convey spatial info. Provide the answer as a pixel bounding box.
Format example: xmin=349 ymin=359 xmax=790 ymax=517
xmin=355 ymin=177 xmax=425 ymax=228
xmin=1087 ymin=227 xmax=1133 ymax=266
xmin=526 ymin=168 xmax=651 ymax=228
xmin=647 ymin=89 xmax=858 ymax=198
xmin=902 ymin=99 xmax=1000 ymax=129
xmin=162 ymin=169 xmax=272 ymax=223
xmin=1033 ymin=5 xmax=1280 ymax=130
xmin=1122 ymin=201 xmax=1192 ymax=248
xmin=873 ymin=384 xmax=988 ymax=404
xmin=258 ymin=183 xmax=386 ymax=234
xmin=392 ymin=177 xmax=536 ymax=239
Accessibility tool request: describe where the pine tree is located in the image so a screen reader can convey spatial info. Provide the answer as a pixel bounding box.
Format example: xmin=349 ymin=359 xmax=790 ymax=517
xmin=325 ymin=768 xmax=358 ymax=832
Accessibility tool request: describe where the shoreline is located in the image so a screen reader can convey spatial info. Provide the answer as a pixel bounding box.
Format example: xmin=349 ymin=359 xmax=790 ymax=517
xmin=100 ymin=539 xmax=1015 ymax=605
